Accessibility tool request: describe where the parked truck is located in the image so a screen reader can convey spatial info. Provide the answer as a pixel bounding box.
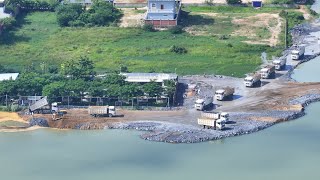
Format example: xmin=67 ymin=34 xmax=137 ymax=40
xmin=291 ymin=45 xmax=305 ymax=60
xmin=194 ymin=97 xmax=213 ymax=111
xmin=260 ymin=65 xmax=276 ymax=79
xmin=214 ymin=87 xmax=235 ymax=101
xmin=272 ymin=58 xmax=286 ymax=70
xmin=88 ymin=106 xmax=116 ymax=117
xmin=197 ymin=112 xmax=229 ymax=130
xmin=244 ymin=73 xmax=261 ymax=87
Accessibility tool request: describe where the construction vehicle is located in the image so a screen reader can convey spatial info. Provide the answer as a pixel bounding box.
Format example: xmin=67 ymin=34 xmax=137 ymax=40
xmin=29 ymin=97 xmax=49 ymax=112
xmin=88 ymin=106 xmax=116 ymax=117
xmin=194 ymin=97 xmax=213 ymax=111
xmin=197 ymin=112 xmax=229 ymax=130
xmin=291 ymin=45 xmax=305 ymax=60
xmin=260 ymin=65 xmax=276 ymax=79
xmin=244 ymin=73 xmax=261 ymax=87
xmin=215 ymin=87 xmax=235 ymax=101
xmin=272 ymin=58 xmax=286 ymax=70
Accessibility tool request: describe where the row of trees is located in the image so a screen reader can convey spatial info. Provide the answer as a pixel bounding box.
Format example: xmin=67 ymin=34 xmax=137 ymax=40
xmin=0 ymin=57 xmax=176 ymax=105
xmin=56 ymin=1 xmax=121 ymax=27
xmin=4 ymin=0 xmax=59 ymax=13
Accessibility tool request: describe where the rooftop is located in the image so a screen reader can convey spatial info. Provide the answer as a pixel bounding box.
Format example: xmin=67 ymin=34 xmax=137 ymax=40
xmin=0 ymin=73 xmax=19 ymax=81
xmin=120 ymin=73 xmax=178 ymax=83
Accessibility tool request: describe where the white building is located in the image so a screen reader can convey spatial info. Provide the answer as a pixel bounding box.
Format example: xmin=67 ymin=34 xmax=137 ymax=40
xmin=120 ymin=73 xmax=178 ymax=86
xmin=0 ymin=73 xmax=19 ymax=81
xmin=145 ymin=0 xmax=181 ymax=27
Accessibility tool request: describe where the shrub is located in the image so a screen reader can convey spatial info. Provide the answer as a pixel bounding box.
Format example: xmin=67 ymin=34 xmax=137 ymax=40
xmin=226 ymin=0 xmax=242 ymax=4
xmin=170 ymin=45 xmax=188 ymax=54
xmin=168 ymin=25 xmax=184 ymax=34
xmin=142 ymin=24 xmax=155 ymax=32
xmin=0 ymin=17 xmax=16 ymax=30
xmin=219 ymin=35 xmax=229 ymax=40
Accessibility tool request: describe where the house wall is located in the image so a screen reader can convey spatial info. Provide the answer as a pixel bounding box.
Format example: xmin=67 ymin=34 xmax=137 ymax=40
xmin=146 ymin=0 xmax=176 ymax=20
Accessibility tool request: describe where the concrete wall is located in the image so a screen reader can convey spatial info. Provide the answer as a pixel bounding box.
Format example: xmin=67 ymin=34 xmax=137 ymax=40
xmin=145 ymin=19 xmax=177 ymax=27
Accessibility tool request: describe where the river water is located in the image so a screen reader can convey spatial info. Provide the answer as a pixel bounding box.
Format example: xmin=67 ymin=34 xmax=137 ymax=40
xmin=1 ymin=5 xmax=320 ymax=180
xmin=1 ymin=59 xmax=320 ymax=180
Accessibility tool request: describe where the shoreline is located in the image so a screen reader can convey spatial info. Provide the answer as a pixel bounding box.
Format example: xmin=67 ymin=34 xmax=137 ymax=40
xmin=1 ymin=20 xmax=320 ymax=143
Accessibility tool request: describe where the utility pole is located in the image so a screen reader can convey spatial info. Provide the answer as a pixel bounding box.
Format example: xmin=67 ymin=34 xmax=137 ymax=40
xmin=285 ymin=11 xmax=288 ymax=48
xmin=5 ymin=94 xmax=8 ymax=107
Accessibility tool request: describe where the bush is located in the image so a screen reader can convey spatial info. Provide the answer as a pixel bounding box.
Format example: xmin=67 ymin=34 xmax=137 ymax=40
xmin=0 ymin=17 xmax=16 ymax=30
xmin=56 ymin=1 xmax=121 ymax=27
xmin=142 ymin=24 xmax=155 ymax=32
xmin=226 ymin=0 xmax=242 ymax=4
xmin=218 ymin=35 xmax=229 ymax=40
xmin=168 ymin=25 xmax=184 ymax=34
xmin=170 ymin=45 xmax=188 ymax=54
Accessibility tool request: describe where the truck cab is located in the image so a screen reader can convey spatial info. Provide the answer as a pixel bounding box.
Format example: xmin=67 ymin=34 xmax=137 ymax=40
xmin=214 ymin=89 xmax=225 ymax=101
xmin=220 ymin=112 xmax=229 ymax=122
xmin=272 ymin=59 xmax=284 ymax=70
xmin=244 ymin=76 xmax=254 ymax=87
xmin=260 ymin=68 xmax=270 ymax=79
xmin=108 ymin=106 xmax=116 ymax=117
xmin=215 ymin=119 xmax=226 ymax=130
xmin=194 ymin=99 xmax=205 ymax=111
xmin=291 ymin=50 xmax=300 ymax=60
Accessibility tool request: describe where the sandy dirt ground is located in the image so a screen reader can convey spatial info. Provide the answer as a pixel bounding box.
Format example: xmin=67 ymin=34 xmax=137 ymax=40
xmin=0 ymin=126 xmax=44 ymax=133
xmin=119 ymin=8 xmax=146 ymax=27
xmin=0 ymin=112 xmax=26 ymax=123
xmin=184 ymin=12 xmax=282 ymax=46
xmin=232 ymin=13 xmax=282 ymax=46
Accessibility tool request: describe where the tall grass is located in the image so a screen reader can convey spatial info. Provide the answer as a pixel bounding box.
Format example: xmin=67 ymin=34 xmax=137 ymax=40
xmin=0 ymin=12 xmax=282 ymax=77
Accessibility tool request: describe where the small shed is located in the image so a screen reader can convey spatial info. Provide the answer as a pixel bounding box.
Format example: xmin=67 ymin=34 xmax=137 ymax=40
xmin=0 ymin=73 xmax=19 ymax=81
xmin=252 ymin=0 xmax=262 ymax=8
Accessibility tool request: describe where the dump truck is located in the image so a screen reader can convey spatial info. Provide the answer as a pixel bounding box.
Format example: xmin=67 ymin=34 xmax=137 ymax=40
xmin=260 ymin=65 xmax=276 ymax=79
xmin=215 ymin=87 xmax=235 ymax=101
xmin=29 ymin=97 xmax=49 ymax=112
xmin=272 ymin=58 xmax=286 ymax=70
xmin=291 ymin=45 xmax=305 ymax=60
xmin=88 ymin=106 xmax=116 ymax=117
xmin=197 ymin=112 xmax=229 ymax=130
xmin=194 ymin=97 xmax=213 ymax=111
xmin=244 ymin=73 xmax=261 ymax=87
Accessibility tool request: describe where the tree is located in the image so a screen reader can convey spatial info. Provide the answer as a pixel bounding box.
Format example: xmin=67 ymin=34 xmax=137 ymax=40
xmin=56 ymin=4 xmax=84 ymax=27
xmin=64 ymin=79 xmax=88 ymax=98
xmin=0 ymin=80 xmax=17 ymax=96
xmin=104 ymin=73 xmax=126 ymax=85
xmin=121 ymin=83 xmax=143 ymax=98
xmin=143 ymin=81 xmax=163 ymax=97
xmin=61 ymin=56 xmax=96 ymax=80
xmin=42 ymin=81 xmax=66 ymax=101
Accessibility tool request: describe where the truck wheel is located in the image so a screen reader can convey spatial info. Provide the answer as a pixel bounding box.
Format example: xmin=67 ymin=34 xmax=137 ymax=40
xmin=108 ymin=114 xmax=113 ymax=117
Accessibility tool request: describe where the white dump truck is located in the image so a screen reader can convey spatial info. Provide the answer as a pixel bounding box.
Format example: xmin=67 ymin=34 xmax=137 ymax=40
xmin=291 ymin=45 xmax=305 ymax=60
xmin=214 ymin=87 xmax=235 ymax=101
xmin=29 ymin=97 xmax=60 ymax=114
xmin=197 ymin=112 xmax=229 ymax=130
xmin=272 ymin=58 xmax=286 ymax=70
xmin=194 ymin=97 xmax=213 ymax=111
xmin=88 ymin=106 xmax=116 ymax=117
xmin=244 ymin=73 xmax=261 ymax=87
xmin=260 ymin=65 xmax=276 ymax=79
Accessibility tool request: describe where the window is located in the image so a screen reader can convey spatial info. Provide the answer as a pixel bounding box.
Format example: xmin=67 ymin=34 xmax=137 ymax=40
xmin=161 ymin=4 xmax=164 ymax=9
xmin=152 ymin=3 xmax=156 ymax=7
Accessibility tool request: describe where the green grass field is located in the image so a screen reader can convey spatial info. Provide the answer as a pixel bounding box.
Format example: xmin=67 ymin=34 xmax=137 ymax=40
xmin=0 ymin=11 xmax=282 ymax=77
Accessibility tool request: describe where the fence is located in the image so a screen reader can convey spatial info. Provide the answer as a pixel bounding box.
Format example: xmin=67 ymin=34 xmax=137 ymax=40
xmin=0 ymin=95 xmax=173 ymax=110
